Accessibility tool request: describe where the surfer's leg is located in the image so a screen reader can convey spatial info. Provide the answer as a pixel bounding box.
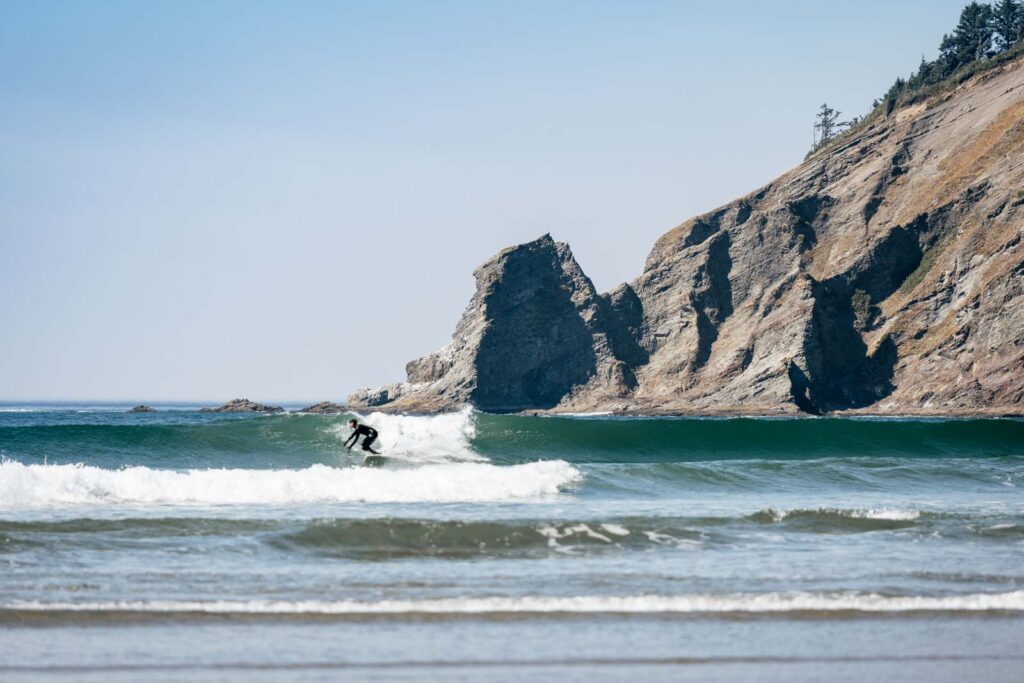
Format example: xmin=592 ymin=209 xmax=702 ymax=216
xmin=362 ymin=434 xmax=380 ymax=454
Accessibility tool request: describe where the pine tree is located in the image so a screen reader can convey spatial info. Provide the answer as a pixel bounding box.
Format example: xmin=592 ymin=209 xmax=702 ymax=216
xmin=883 ymin=78 xmax=906 ymax=116
xmin=992 ymin=0 xmax=1023 ymax=50
xmin=813 ymin=103 xmax=843 ymax=148
xmin=938 ymin=33 xmax=960 ymax=78
xmin=953 ymin=2 xmax=995 ymax=62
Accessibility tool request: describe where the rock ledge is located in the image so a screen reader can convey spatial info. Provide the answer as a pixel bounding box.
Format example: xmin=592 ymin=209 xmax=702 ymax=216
xmin=200 ymin=399 xmax=284 ymax=413
xmin=297 ymin=401 xmax=347 ymax=414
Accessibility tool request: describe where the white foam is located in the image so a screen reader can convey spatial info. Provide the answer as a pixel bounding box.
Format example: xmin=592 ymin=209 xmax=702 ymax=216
xmin=337 ymin=407 xmax=481 ymax=464
xmin=642 ymin=530 xmax=701 ymax=548
xmin=0 ymin=459 xmax=580 ymax=507
xmin=536 ymin=523 xmax=616 ymax=547
xmin=855 ymin=509 xmax=921 ymax=521
xmin=762 ymin=508 xmax=921 ymax=522
xmin=8 ymin=590 xmax=1024 ymax=615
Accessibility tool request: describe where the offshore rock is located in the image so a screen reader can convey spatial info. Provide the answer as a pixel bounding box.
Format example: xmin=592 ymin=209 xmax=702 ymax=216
xmin=199 ymin=399 xmax=285 ymax=413
xmin=351 ymin=56 xmax=1024 ymax=416
xmin=127 ymin=405 xmax=156 ymax=413
xmin=297 ymin=401 xmax=347 ymax=414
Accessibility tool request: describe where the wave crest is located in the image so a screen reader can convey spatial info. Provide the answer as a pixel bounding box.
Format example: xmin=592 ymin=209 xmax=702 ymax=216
xmin=6 ymin=590 xmax=1023 ymax=617
xmin=0 ymin=458 xmax=580 ymax=507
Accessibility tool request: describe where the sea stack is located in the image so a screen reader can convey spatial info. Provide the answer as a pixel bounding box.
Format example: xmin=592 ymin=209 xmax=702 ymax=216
xmin=127 ymin=405 xmax=157 ymax=413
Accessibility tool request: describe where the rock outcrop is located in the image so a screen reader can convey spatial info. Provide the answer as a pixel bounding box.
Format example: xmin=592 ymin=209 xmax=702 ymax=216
xmin=349 ymin=235 xmax=640 ymax=413
xmin=127 ymin=405 xmax=156 ymax=413
xmin=199 ymin=399 xmax=284 ymax=413
xmin=297 ymin=401 xmax=347 ymax=414
xmin=350 ymin=56 xmax=1024 ymax=416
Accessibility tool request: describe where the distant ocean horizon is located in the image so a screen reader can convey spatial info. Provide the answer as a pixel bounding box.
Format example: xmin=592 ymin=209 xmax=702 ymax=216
xmin=0 ymin=399 xmax=344 ymax=411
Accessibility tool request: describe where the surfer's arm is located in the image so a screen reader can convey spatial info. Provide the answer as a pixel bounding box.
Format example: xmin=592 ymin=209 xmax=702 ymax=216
xmin=343 ymin=433 xmax=356 ymax=449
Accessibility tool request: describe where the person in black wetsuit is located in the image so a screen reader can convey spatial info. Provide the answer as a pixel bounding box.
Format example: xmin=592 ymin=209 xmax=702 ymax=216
xmin=344 ymin=419 xmax=381 ymax=454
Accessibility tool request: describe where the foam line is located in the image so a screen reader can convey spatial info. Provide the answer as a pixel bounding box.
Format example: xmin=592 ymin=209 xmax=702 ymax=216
xmin=6 ymin=591 xmax=1024 ymax=615
xmin=0 ymin=459 xmax=580 ymax=506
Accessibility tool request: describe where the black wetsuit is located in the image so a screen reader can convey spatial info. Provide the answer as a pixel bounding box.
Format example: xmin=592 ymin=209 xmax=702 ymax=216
xmin=345 ymin=424 xmax=379 ymax=453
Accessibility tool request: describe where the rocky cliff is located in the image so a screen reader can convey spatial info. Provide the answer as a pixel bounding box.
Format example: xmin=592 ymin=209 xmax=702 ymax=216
xmin=350 ymin=56 xmax=1024 ymax=416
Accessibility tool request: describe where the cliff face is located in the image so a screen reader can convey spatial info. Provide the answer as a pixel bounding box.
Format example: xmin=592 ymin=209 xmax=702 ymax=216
xmin=350 ymin=57 xmax=1024 ymax=416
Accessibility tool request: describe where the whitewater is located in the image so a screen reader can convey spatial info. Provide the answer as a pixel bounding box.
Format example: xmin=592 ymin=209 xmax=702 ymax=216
xmin=0 ymin=459 xmax=580 ymax=506
xmin=1 ymin=404 xmax=1022 ymax=681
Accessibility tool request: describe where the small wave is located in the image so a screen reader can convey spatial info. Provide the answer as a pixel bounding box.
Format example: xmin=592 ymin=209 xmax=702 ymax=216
xmin=6 ymin=590 xmax=1023 ymax=617
xmin=0 ymin=459 xmax=580 ymax=506
xmin=271 ymin=519 xmax=688 ymax=559
xmin=747 ymin=507 xmax=923 ymax=531
xmin=971 ymin=523 xmax=1024 ymax=539
xmin=752 ymin=508 xmax=921 ymax=522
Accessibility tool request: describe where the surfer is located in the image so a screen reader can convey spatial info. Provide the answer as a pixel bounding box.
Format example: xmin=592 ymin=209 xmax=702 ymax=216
xmin=344 ymin=419 xmax=381 ymax=455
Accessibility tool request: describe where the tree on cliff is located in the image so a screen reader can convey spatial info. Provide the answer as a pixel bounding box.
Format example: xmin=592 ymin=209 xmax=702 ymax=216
xmin=953 ymin=2 xmax=995 ymax=62
xmin=811 ymin=103 xmax=844 ymax=150
xmin=826 ymin=1 xmax=1024 ymax=136
xmin=811 ymin=1 xmax=1024 ymax=156
xmin=993 ymin=0 xmax=1023 ymax=49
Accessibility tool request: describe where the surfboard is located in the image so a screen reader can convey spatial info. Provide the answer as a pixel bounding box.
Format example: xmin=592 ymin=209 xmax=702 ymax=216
xmin=363 ymin=454 xmax=387 ymax=467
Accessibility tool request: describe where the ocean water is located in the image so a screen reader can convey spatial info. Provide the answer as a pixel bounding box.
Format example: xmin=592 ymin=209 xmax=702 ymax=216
xmin=1 ymin=403 xmax=1022 ymax=682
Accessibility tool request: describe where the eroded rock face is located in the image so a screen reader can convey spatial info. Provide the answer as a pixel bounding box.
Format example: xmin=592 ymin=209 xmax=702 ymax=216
xmin=199 ymin=399 xmax=284 ymax=413
xmin=350 ymin=57 xmax=1024 ymax=416
xmin=349 ymin=235 xmax=637 ymax=413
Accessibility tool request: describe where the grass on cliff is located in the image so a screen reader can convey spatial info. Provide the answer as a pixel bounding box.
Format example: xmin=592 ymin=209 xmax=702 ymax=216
xmin=898 ymin=239 xmax=949 ymax=299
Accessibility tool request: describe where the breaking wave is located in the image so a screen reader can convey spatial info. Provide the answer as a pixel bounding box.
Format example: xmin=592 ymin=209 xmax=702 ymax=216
xmin=5 ymin=590 xmax=1023 ymax=618
xmin=341 ymin=407 xmax=482 ymax=464
xmin=0 ymin=459 xmax=581 ymax=507
xmin=0 ymin=407 xmax=485 ymax=469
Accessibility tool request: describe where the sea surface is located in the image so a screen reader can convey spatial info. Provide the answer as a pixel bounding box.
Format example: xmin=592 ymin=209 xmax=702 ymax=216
xmin=1 ymin=402 xmax=1022 ymax=682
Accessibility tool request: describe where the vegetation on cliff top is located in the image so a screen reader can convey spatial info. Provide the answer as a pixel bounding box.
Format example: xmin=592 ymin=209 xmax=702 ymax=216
xmin=810 ymin=0 xmax=1024 ymax=154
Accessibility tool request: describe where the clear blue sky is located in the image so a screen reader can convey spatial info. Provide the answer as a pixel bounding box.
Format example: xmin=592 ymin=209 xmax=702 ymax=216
xmin=1 ymin=0 xmax=970 ymax=401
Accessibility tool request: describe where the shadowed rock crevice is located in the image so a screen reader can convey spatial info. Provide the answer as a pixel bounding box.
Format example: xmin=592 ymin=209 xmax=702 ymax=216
xmin=735 ymin=200 xmax=752 ymax=226
xmin=802 ymin=217 xmax=933 ymax=411
xmin=864 ymin=141 xmax=911 ymax=225
xmin=806 ymin=277 xmax=900 ymax=411
xmin=787 ymin=195 xmax=832 ymax=252
xmin=599 ymin=283 xmax=649 ymax=368
xmin=691 ymin=232 xmax=734 ymax=370
xmin=683 ymin=209 xmax=727 ymax=248
xmin=787 ymin=362 xmax=820 ymax=415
